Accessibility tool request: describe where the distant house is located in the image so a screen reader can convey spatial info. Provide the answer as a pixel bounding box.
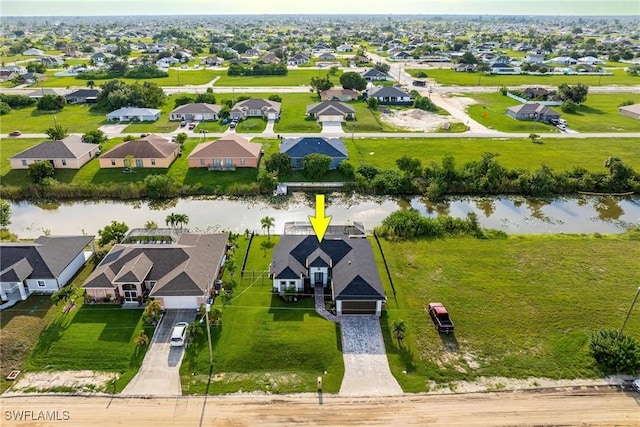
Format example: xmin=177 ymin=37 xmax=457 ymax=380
xmin=280 ymin=137 xmax=348 ymax=170
xmin=490 ymin=66 xmax=520 ymax=74
xmin=22 ymin=48 xmax=44 ymax=56
xmin=106 ymin=107 xmax=161 ymax=122
xmin=65 ymin=89 xmax=99 ymax=104
xmin=270 ymin=236 xmax=386 ymax=316
xmin=22 ymin=72 xmax=46 ymax=83
xmin=156 ymin=56 xmax=179 ymax=68
xmin=91 ymin=52 xmax=114 ymax=64
xmin=392 ymin=51 xmax=412 ymax=60
xmin=1 ymin=236 xmax=94 ymax=303
xmin=578 ymin=56 xmax=603 ymax=65
xmin=506 ymin=103 xmax=560 ymax=123
xmin=9 ymin=135 xmax=100 ymax=170
xmin=522 ymin=87 xmax=552 ymax=100
xmin=366 ymin=86 xmax=413 ymax=104
xmin=361 ymin=68 xmax=388 ymax=81
xmin=169 ymin=103 xmax=221 ymax=121
xmin=99 ymin=135 xmax=179 ymax=169
xmin=318 ymin=52 xmax=336 ymax=61
xmin=306 ymin=101 xmax=355 ymax=122
xmin=546 ymin=56 xmax=578 ymax=66
xmin=260 ymin=53 xmax=281 ymax=64
xmin=0 ymin=70 xmax=17 ymax=82
xmin=1 ymin=65 xmax=27 ymax=75
xmin=336 ymin=44 xmax=354 ymax=52
xmin=39 ymin=56 xmax=64 ymax=67
xmin=619 ymin=103 xmax=640 ymax=120
xmin=320 ymin=88 xmax=359 ymax=102
xmin=455 ymin=63 xmax=477 ymax=72
xmin=82 ymin=232 xmax=228 ymax=309
xmin=27 ymin=88 xmax=59 ymax=99
xmin=230 ymin=98 xmax=281 ymax=120
xmin=201 ymin=56 xmax=224 ymax=66
xmin=188 ymin=134 xmax=262 ymax=170
xmin=244 ymin=48 xmax=260 ymax=57
xmin=287 ymin=54 xmax=310 ymax=66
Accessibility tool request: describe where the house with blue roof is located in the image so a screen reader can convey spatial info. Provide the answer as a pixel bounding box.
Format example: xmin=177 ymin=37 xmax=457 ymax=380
xmin=279 ymin=137 xmax=348 ymax=170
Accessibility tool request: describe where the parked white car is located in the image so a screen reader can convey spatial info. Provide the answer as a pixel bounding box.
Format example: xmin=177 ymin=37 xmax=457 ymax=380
xmin=170 ymin=322 xmax=189 ymax=347
xmin=632 ymin=379 xmax=640 ymax=393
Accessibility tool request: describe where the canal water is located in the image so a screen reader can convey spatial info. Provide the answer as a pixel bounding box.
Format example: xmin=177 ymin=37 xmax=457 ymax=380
xmin=8 ymin=193 xmax=640 ymax=238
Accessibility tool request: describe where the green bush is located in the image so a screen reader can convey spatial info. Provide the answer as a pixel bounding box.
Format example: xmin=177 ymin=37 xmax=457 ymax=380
xmin=590 ymin=329 xmax=640 ymax=374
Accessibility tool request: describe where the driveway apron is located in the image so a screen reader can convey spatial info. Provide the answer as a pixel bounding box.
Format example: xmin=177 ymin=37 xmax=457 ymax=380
xmin=339 ymin=315 xmax=403 ymax=396
xmin=121 ymin=309 xmax=195 ymax=396
xmin=321 ymin=121 xmax=345 ymax=134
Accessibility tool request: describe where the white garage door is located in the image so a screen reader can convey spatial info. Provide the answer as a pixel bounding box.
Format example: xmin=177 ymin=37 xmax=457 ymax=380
xmin=318 ymin=115 xmax=344 ymax=123
xmin=162 ymin=296 xmax=199 ymax=309
xmin=267 ymin=112 xmax=278 ymax=120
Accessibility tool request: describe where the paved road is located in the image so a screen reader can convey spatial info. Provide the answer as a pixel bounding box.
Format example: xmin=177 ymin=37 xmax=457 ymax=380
xmin=121 ymin=309 xmax=195 ymax=396
xmin=1 ymin=389 xmax=638 ymax=426
xmin=339 ymin=316 xmax=402 ymax=397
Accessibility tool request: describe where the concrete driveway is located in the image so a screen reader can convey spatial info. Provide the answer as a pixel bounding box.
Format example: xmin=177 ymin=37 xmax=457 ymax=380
xmin=321 ymin=121 xmax=344 ymax=134
xmin=121 ymin=309 xmax=195 ymax=396
xmin=339 ymin=316 xmax=403 ymax=396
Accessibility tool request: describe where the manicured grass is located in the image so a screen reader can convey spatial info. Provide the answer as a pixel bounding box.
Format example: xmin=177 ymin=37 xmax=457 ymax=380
xmin=34 ymin=69 xmax=219 ymax=88
xmin=345 ymin=137 xmax=640 ymax=172
xmin=26 ymin=301 xmax=154 ymax=392
xmin=214 ymin=69 xmax=343 ymax=87
xmin=273 ymin=93 xmax=322 ymax=133
xmin=180 ymin=235 xmax=344 ymax=394
xmin=378 ymin=231 xmax=640 ymax=392
xmin=236 ymin=117 xmax=266 ymax=133
xmin=465 ymin=93 xmax=640 ymax=133
xmin=0 ymin=104 xmax=106 ymax=134
xmin=123 ymin=94 xmax=184 ymax=134
xmin=407 ymin=68 xmax=640 ymax=86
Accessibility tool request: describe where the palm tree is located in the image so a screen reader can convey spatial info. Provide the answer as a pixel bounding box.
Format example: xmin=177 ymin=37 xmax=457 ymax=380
xmin=45 ymin=124 xmax=69 ymax=141
xmin=87 ymin=80 xmax=95 ymax=89
xmin=165 ymin=212 xmax=178 ymax=228
xmin=175 ymin=213 xmax=189 ymax=231
xmin=392 ymin=320 xmax=407 ymax=346
xmin=133 ymin=331 xmax=149 ymax=347
xmin=260 ymin=216 xmax=275 ymax=240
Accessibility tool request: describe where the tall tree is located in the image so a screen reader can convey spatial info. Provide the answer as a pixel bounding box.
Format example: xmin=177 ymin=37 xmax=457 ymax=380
xmin=339 ymin=72 xmax=367 ymax=91
xmin=260 ymin=216 xmax=275 ymax=240
xmin=310 ymin=75 xmax=333 ymax=95
xmin=28 ymin=160 xmax=55 ymax=183
xmin=98 ymin=221 xmax=129 ymax=246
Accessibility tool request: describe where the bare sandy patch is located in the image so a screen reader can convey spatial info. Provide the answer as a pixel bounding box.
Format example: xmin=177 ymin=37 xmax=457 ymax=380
xmin=379 ymin=108 xmax=454 ymax=132
xmin=441 ymin=94 xmax=478 ymax=112
xmin=5 ymin=371 xmax=118 ymax=395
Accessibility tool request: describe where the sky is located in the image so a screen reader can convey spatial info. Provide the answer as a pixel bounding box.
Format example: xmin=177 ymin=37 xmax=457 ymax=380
xmin=1 ymin=0 xmax=639 ymax=17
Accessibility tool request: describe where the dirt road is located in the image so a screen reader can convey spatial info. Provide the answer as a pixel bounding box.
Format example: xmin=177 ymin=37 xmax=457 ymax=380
xmin=1 ymin=389 xmax=638 ymax=426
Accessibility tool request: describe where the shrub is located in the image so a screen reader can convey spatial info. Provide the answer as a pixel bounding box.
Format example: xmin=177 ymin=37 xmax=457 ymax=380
xmin=561 ymin=100 xmax=578 ymax=113
xmin=302 ymin=153 xmax=332 ymax=179
xmin=590 ymin=329 xmax=640 ymax=374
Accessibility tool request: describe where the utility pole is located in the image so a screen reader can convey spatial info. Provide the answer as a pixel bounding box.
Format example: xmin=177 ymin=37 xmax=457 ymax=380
xmin=204 ymin=282 xmax=214 ymax=367
xmin=617 ymin=286 xmax=640 ymax=340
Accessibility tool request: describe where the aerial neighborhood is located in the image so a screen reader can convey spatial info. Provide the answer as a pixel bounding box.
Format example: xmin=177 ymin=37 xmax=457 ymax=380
xmin=0 ymin=11 xmax=639 ymax=424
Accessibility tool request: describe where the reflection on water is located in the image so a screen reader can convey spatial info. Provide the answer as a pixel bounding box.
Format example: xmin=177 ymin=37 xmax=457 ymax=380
xmin=8 ymin=194 xmax=640 ymax=239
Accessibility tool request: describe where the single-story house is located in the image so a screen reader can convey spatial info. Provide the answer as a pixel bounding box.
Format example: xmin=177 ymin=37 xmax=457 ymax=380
xmin=1 ymin=236 xmax=94 ymax=302
xmin=336 ymin=44 xmax=353 ymax=52
xmin=260 ymin=53 xmax=281 ymax=64
xmin=99 ymin=135 xmax=179 ymax=169
xmin=82 ymin=232 xmax=228 ymax=309
xmin=305 ymin=101 xmax=355 ymax=122
xmin=366 ymin=86 xmax=413 ymax=104
xmin=320 ymin=89 xmax=359 ymax=102
xmin=22 ymin=48 xmax=44 ymax=56
xmin=1 ymin=65 xmax=27 ymax=75
xmin=9 ymin=135 xmax=100 ymax=170
xmin=506 ymin=103 xmax=561 ymax=123
xmin=318 ymin=52 xmax=336 ymax=61
xmin=188 ymin=134 xmax=262 ymax=170
xmin=522 ymin=87 xmax=552 ymax=99
xmin=0 ymin=71 xmax=18 ymax=82
xmin=455 ymin=63 xmax=477 ymax=72
xmin=27 ymin=88 xmax=59 ymax=99
xmin=270 ymin=235 xmax=386 ymax=316
xmin=106 ymin=107 xmax=161 ymax=122
xmin=287 ymin=54 xmax=310 ymax=66
xmin=170 ymin=103 xmax=221 ymax=121
xmin=361 ymin=68 xmax=388 ymax=81
xmin=201 ymin=56 xmax=224 ymax=66
xmin=22 ymin=72 xmax=46 ymax=83
xmin=40 ymin=56 xmax=64 ymax=67
xmin=280 ymin=137 xmax=348 ymax=170
xmin=230 ymin=98 xmax=281 ymax=120
xmin=619 ymin=103 xmax=640 ymax=120
xmin=65 ymin=88 xmax=99 ymax=104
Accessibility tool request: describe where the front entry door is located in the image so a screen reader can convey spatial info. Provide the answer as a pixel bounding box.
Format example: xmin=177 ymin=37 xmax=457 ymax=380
xmin=314 ymin=272 xmax=324 ymax=287
xmin=122 ymin=284 xmax=137 ymax=302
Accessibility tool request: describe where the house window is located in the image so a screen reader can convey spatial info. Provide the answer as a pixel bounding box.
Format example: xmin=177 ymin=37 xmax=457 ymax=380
xmin=213 ymin=158 xmax=221 ymax=167
xmin=289 ymin=281 xmax=296 ymax=286
xmin=21 ymin=160 xmax=27 ymax=166
xmin=135 ymin=159 xmax=143 ymax=168
xmin=61 ymin=159 xmax=67 ymax=166
xmin=240 ymin=158 xmax=245 ymax=165
xmin=37 ymin=280 xmax=46 ymax=288
xmin=200 ymin=159 xmax=205 ymax=166
xmin=151 ymin=159 xmax=156 ymax=166
xmin=111 ymin=159 xmax=116 ymax=166
xmin=225 ymin=158 xmax=233 ymax=167
xmin=147 ymin=281 xmax=156 ymax=290
xmin=280 ymin=281 xmax=286 ymax=286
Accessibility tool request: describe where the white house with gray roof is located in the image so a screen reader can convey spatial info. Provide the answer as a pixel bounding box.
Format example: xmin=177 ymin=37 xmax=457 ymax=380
xmin=170 ymin=103 xmax=221 ymax=121
xmin=366 ymin=86 xmax=413 ymax=104
xmin=1 ymin=236 xmax=94 ymax=305
xmin=230 ymin=98 xmax=281 ymax=120
xmin=106 ymin=107 xmax=161 ymax=122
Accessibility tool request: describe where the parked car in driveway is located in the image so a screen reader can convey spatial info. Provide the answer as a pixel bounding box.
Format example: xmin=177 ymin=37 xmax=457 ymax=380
xmin=170 ymin=322 xmax=189 ymax=347
xmin=188 ymin=123 xmax=196 ymax=130
xmin=633 ymin=379 xmax=640 ymax=393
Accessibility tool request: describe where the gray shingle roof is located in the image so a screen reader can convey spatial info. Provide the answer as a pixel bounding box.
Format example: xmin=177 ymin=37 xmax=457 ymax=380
xmin=271 ymin=236 xmax=384 ymax=300
xmin=170 ymin=103 xmax=221 ymax=115
xmin=231 ymin=98 xmax=281 ymax=114
xmin=83 ymin=233 xmax=229 ymax=297
xmin=280 ymin=137 xmax=348 ymax=159
xmin=100 ymin=135 xmax=177 ymax=159
xmin=368 ymin=86 xmax=412 ymax=98
xmin=10 ymin=139 xmax=97 ymax=160
xmin=0 ymin=236 xmax=93 ymax=281
xmin=306 ymin=101 xmax=355 ymax=116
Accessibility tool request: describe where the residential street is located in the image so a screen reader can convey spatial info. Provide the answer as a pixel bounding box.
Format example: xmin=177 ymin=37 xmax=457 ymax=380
xmin=1 ymin=388 xmax=638 ymax=426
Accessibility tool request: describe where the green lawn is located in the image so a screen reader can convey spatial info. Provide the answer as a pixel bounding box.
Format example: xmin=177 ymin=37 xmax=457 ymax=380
xmin=0 ymin=104 xmax=106 ymax=134
xmin=378 ymin=231 xmax=640 ymax=392
xmin=465 ymin=92 xmax=640 ymax=133
xmin=34 ymin=69 xmax=219 ymax=88
xmin=236 ymin=117 xmax=267 ymax=133
xmin=273 ymin=93 xmax=322 ymax=133
xmin=407 ymin=68 xmax=640 ymax=86
xmin=26 ymin=303 xmax=154 ymax=392
xmin=123 ymin=94 xmax=184 ymax=134
xmin=180 ymin=235 xmax=344 ymax=394
xmin=345 ymin=137 xmax=640 ymax=172
xmin=214 ymin=69 xmax=343 ymax=87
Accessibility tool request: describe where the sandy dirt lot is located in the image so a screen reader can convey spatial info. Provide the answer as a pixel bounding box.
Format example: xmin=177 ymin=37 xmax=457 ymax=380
xmin=1 ymin=388 xmax=638 ymax=426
